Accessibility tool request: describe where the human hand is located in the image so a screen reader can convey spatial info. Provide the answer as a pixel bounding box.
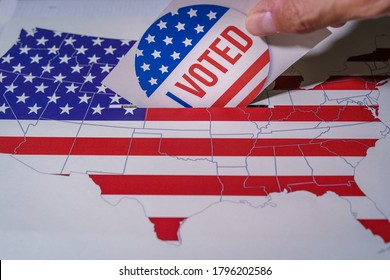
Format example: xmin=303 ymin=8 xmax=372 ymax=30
xmin=246 ymin=0 xmax=390 ymax=35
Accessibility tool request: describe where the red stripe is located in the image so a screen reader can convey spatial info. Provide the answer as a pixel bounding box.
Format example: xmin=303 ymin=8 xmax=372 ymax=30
xmin=212 ymin=50 xmax=270 ymax=107
xmin=91 ymin=175 xmax=365 ymax=197
xmin=0 ymin=137 xmax=26 ymax=154
xmin=311 ymin=76 xmax=389 ymax=90
xmin=358 ymin=219 xmax=390 ymax=243
xmin=237 ymin=77 xmax=266 ymax=107
xmin=146 ymin=106 xmax=379 ymax=122
xmin=1 ymin=137 xmax=377 ymax=156
xmin=148 ymin=217 xmax=186 ymax=241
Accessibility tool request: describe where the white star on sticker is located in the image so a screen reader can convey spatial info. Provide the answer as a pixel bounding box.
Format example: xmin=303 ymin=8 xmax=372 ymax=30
xmin=42 ymin=64 xmax=54 ymax=73
xmin=88 ymin=54 xmax=100 ymax=64
xmin=59 ymin=54 xmax=72 ymax=64
xmin=163 ymin=36 xmax=173 ymax=45
xmin=47 ymin=45 xmax=60 ymax=54
xmin=124 ymin=107 xmax=136 ymax=115
xmin=47 ymin=93 xmax=60 ymax=103
xmin=28 ymin=103 xmax=42 ymax=114
xmin=65 ymin=83 xmax=79 ymax=93
xmin=26 ymin=28 xmax=37 ymax=37
xmin=35 ymin=83 xmax=48 ymax=93
xmin=104 ymin=45 xmax=116 ymax=55
xmin=12 ymin=63 xmax=25 ymax=73
xmin=71 ymin=64 xmax=83 ymax=73
xmin=0 ymin=103 xmax=10 ymax=113
xmin=171 ymin=51 xmax=180 ymax=60
xmin=148 ymin=77 xmax=158 ymax=86
xmin=175 ymin=22 xmax=185 ymax=31
xmin=0 ymin=72 xmax=6 ymax=83
xmin=76 ymin=45 xmax=88 ymax=54
xmin=5 ymin=83 xmax=18 ymax=93
xmin=64 ymin=37 xmax=76 ymax=45
xmin=117 ymin=55 xmax=125 ymax=61
xmin=30 ymin=54 xmax=43 ymax=64
xmin=183 ymin=38 xmax=193 ymax=47
xmin=19 ymin=45 xmax=31 ymax=54
xmin=110 ymin=95 xmax=121 ymax=103
xmin=96 ymin=84 xmax=107 ymax=93
xmin=145 ymin=34 xmax=155 ymax=44
xmin=100 ymin=64 xmax=112 ymax=73
xmin=157 ymin=20 xmax=167 ymax=29
xmin=207 ymin=11 xmax=217 ymax=20
xmin=36 ymin=36 xmax=48 ymax=46
xmin=171 ymin=9 xmax=179 ymax=16
xmin=83 ymin=73 xmax=96 ymax=83
xmin=187 ymin=8 xmax=197 ymax=18
xmin=136 ymin=49 xmax=144 ymax=57
xmin=151 ymin=50 xmax=161 ymax=59
xmin=79 ymin=93 xmax=91 ymax=104
xmin=141 ymin=63 xmax=150 ymax=71
xmin=92 ymin=37 xmax=104 ymax=46
xmin=159 ymin=65 xmax=169 ymax=74
xmin=2 ymin=54 xmax=13 ymax=63
xmin=53 ymin=73 xmax=67 ymax=83
xmin=92 ymin=104 xmax=104 ymax=115
xmin=53 ymin=31 xmax=63 ymax=37
xmin=194 ymin=24 xmax=205 ymax=33
xmin=16 ymin=93 xmax=29 ymax=104
xmin=60 ymin=104 xmax=73 ymax=115
xmin=24 ymin=73 xmax=35 ymax=83
xmin=121 ymin=39 xmax=131 ymax=46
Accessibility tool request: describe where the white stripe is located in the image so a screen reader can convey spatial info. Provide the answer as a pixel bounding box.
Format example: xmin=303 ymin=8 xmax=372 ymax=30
xmin=0 ymin=120 xmax=25 ymax=136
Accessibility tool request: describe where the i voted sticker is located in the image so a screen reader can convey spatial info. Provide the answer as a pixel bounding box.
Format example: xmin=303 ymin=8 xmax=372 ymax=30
xmin=134 ymin=4 xmax=270 ymax=108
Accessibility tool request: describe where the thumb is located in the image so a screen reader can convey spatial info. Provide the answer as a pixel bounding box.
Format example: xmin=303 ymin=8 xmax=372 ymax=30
xmin=246 ymin=0 xmax=390 ymax=36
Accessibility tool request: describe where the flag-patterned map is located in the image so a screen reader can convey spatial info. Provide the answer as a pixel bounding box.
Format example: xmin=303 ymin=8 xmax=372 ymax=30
xmin=0 ymin=28 xmax=390 ymax=243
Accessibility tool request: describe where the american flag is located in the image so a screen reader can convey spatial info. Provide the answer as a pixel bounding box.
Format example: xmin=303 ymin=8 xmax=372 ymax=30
xmin=1 ymin=28 xmax=390 ymax=242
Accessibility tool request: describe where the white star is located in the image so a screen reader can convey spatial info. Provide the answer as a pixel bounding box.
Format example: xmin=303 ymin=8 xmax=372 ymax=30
xmin=47 ymin=93 xmax=60 ymax=104
xmin=151 ymin=50 xmax=161 ymax=59
xmin=92 ymin=37 xmax=104 ymax=46
xmin=140 ymin=63 xmax=150 ymax=71
xmin=88 ymin=54 xmax=100 ymax=64
xmin=117 ymin=55 xmax=125 ymax=61
xmin=16 ymin=93 xmax=29 ymax=104
xmin=47 ymin=45 xmax=60 ymax=54
xmin=28 ymin=103 xmax=42 ymax=114
xmin=35 ymin=83 xmax=48 ymax=93
xmin=26 ymin=28 xmax=37 ymax=37
xmin=65 ymin=83 xmax=79 ymax=93
xmin=2 ymin=54 xmax=14 ymax=63
xmin=104 ymin=45 xmax=116 ymax=55
xmin=53 ymin=31 xmax=63 ymax=37
xmin=5 ymin=83 xmax=17 ymax=93
xmin=60 ymin=104 xmax=73 ymax=115
xmin=135 ymin=49 xmax=143 ymax=57
xmin=163 ymin=36 xmax=173 ymax=45
xmin=42 ymin=64 xmax=54 ymax=73
xmin=92 ymin=104 xmax=104 ymax=115
xmin=24 ymin=73 xmax=35 ymax=83
xmin=30 ymin=54 xmax=43 ymax=64
xmin=207 ymin=11 xmax=217 ymax=20
xmin=100 ymin=64 xmax=112 ymax=73
xmin=83 ymin=73 xmax=96 ymax=83
xmin=124 ymin=107 xmax=136 ymax=115
xmin=96 ymin=84 xmax=107 ymax=93
xmin=145 ymin=34 xmax=155 ymax=44
xmin=36 ymin=36 xmax=48 ymax=46
xmin=71 ymin=64 xmax=83 ymax=73
xmin=183 ymin=38 xmax=193 ymax=47
xmin=171 ymin=9 xmax=179 ymax=16
xmin=75 ymin=45 xmax=88 ymax=54
xmin=12 ymin=63 xmax=25 ymax=73
xmin=148 ymin=77 xmax=158 ymax=86
xmin=0 ymin=72 xmax=6 ymax=83
xmin=53 ymin=73 xmax=67 ymax=83
xmin=79 ymin=93 xmax=91 ymax=104
xmin=0 ymin=103 xmax=10 ymax=114
xmin=195 ymin=24 xmax=205 ymax=33
xmin=157 ymin=20 xmax=167 ymax=29
xmin=64 ymin=37 xmax=76 ymax=45
xmin=121 ymin=39 xmax=131 ymax=46
xmin=171 ymin=51 xmax=180 ymax=60
xmin=187 ymin=8 xmax=197 ymax=18
xmin=159 ymin=65 xmax=168 ymax=74
xmin=19 ymin=45 xmax=31 ymax=54
xmin=110 ymin=94 xmax=121 ymax=103
xmin=175 ymin=22 xmax=185 ymax=31
xmin=59 ymin=54 xmax=72 ymax=64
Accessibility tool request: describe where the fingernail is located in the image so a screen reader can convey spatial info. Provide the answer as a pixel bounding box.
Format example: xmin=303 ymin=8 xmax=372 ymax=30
xmin=246 ymin=11 xmax=277 ymax=36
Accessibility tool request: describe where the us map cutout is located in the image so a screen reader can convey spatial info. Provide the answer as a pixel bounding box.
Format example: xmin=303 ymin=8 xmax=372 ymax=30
xmin=0 ymin=28 xmax=390 ymax=243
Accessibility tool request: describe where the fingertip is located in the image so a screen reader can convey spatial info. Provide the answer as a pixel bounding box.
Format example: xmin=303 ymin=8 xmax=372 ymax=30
xmin=246 ymin=11 xmax=278 ymax=36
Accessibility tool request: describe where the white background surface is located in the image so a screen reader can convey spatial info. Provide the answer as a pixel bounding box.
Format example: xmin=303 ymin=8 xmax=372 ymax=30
xmin=0 ymin=0 xmax=390 ymax=259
